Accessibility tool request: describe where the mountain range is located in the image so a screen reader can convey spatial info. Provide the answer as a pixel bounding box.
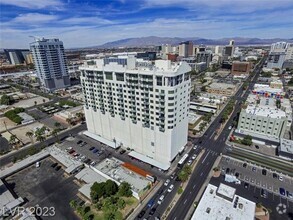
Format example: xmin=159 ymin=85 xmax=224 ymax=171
xmin=97 ymin=36 xmax=293 ymax=48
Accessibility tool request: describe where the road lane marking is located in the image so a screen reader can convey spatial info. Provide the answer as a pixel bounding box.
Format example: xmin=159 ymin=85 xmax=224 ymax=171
xmin=202 ymin=152 xmax=210 ymax=164
xmin=193 ymin=185 xmax=196 ymax=189
xmin=200 ymin=172 xmax=203 ymax=176
xmin=184 ymin=199 xmax=188 ymax=204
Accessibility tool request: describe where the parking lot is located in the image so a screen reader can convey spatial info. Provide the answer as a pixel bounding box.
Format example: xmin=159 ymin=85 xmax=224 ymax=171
xmin=4 ymin=157 xmax=81 ymax=220
xmin=219 ymin=156 xmax=293 ymax=199
xmin=210 ymin=177 xmax=293 ymax=220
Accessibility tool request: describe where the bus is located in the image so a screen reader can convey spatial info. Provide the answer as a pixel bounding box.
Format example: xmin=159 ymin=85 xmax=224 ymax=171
xmin=178 ymin=153 xmax=189 ymax=167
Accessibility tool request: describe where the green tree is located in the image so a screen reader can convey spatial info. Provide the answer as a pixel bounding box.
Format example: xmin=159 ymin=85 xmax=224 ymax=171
xmin=25 ymin=131 xmax=34 ymax=144
xmin=69 ymin=200 xmax=77 ymax=209
xmin=0 ymin=94 xmax=13 ymax=105
xmin=90 ymin=182 xmax=106 ymax=202
xmin=9 ymin=134 xmax=17 ymax=146
xmin=118 ymin=182 xmax=132 ymax=197
xmin=36 ymin=135 xmax=46 ymax=143
xmin=51 ymin=129 xmax=60 ymax=143
xmin=104 ymin=212 xmax=116 ymax=220
xmin=54 ymin=122 xmax=61 ymax=129
xmin=117 ymin=198 xmax=126 ymax=210
xmin=103 ymin=197 xmax=118 ymax=212
xmin=104 ymin=180 xmax=119 ymax=197
xmin=241 ymin=135 xmax=252 ymax=146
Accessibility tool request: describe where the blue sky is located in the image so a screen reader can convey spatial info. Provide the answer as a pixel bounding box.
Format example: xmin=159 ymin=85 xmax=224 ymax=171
xmin=1 ymin=0 xmax=293 ymax=48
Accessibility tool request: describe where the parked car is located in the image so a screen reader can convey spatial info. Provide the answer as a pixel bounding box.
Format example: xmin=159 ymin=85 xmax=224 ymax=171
xmin=157 ymin=195 xmax=165 ymax=205
xmin=149 ymin=207 xmax=156 ymax=216
xmin=51 ymin=162 xmax=58 ymax=168
xmin=35 ymin=161 xmax=40 ymax=168
xmin=55 ymin=165 xmax=62 ymax=171
xmin=93 ymin=149 xmax=99 ymax=153
xmin=226 ymin=168 xmax=230 ymax=173
xmin=262 ymin=169 xmax=267 ymax=175
xmin=167 ymin=184 xmax=174 ymax=192
xmin=228 ymin=126 xmax=232 ymax=130
xmin=89 ymin=147 xmax=95 ymax=151
xmin=164 ymin=179 xmax=170 ymax=186
xmin=187 ymin=160 xmax=192 ymax=166
xmin=84 ymin=159 xmax=91 ymax=164
xmin=261 ymin=189 xmax=268 ymax=198
xmin=191 ymin=154 xmax=197 ymax=160
xmin=280 ymin=188 xmax=286 ymax=196
xmin=279 ymin=176 xmax=284 ymax=181
xmin=244 ymin=182 xmax=249 ymax=189
xmin=235 ymin=172 xmax=239 ymax=178
xmin=273 ymin=173 xmax=278 ymax=179
xmin=252 ymin=167 xmax=256 ymax=172
xmin=120 ymin=149 xmax=126 ymax=154
xmin=193 ymin=145 xmax=198 ymax=150
xmin=242 ymin=163 xmax=247 ymax=168
xmin=138 ymin=210 xmax=145 ymax=218
xmin=170 ymin=173 xmax=175 ymax=179
xmin=286 ymin=191 xmax=293 ymax=199
xmin=66 ymin=147 xmax=73 ymax=152
xmin=77 ymin=140 xmax=82 ymax=144
xmin=90 ymin=161 xmax=97 ymax=166
xmin=147 ymin=199 xmax=154 ymax=208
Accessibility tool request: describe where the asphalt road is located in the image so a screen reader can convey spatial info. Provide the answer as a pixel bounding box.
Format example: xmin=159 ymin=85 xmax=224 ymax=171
xmin=0 ymin=124 xmax=87 ymax=166
xmin=149 ymin=59 xmax=266 ymax=220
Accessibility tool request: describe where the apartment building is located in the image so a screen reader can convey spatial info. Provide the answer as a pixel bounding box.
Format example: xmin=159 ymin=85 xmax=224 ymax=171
xmin=30 ymin=37 xmax=70 ymax=91
xmin=80 ymin=56 xmax=191 ymax=170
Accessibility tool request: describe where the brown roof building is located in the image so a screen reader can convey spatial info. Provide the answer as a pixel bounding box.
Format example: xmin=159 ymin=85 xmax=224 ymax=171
xmin=231 ymin=61 xmax=252 ymax=75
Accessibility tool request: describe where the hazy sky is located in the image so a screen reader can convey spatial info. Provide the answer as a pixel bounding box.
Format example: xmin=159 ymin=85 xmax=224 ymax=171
xmin=1 ymin=0 xmax=293 ymax=48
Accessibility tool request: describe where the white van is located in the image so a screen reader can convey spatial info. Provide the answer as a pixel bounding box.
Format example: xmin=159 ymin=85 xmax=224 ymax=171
xmin=35 ymin=161 xmax=40 ymax=168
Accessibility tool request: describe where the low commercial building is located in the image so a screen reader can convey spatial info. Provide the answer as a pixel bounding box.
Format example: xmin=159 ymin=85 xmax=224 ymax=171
xmin=231 ymin=61 xmax=252 ymax=75
xmin=191 ymin=183 xmax=255 ymax=220
xmin=206 ymin=82 xmax=237 ymax=96
xmin=270 ymin=80 xmax=283 ymax=89
xmin=53 ymin=106 xmax=83 ymax=123
xmin=18 ymin=112 xmax=35 ymax=125
xmin=252 ymin=84 xmax=285 ymax=98
xmin=237 ymin=103 xmax=287 ymax=140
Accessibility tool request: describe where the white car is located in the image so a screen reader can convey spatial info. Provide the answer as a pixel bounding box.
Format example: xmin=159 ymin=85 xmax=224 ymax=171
xmin=193 ymin=145 xmax=198 ymax=150
xmin=279 ymin=176 xmax=283 ymax=181
xmin=167 ymin=184 xmax=174 ymax=192
xmin=35 ymin=161 xmax=40 ymax=168
xmin=90 ymin=161 xmax=97 ymax=166
xmin=228 ymin=126 xmax=232 ymax=130
xmin=187 ymin=160 xmax=192 ymax=166
xmin=191 ymin=154 xmax=197 ymax=160
xmin=157 ymin=195 xmax=165 ymax=205
xmin=164 ymin=179 xmax=170 ymax=186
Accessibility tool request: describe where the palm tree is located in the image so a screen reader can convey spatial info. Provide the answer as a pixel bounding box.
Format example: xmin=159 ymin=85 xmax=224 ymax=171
xmin=34 ymin=101 xmax=37 ymax=105
xmin=66 ymin=118 xmax=73 ymax=127
xmin=51 ymin=129 xmax=60 ymax=143
xmin=76 ymin=112 xmax=85 ymax=122
xmin=25 ymin=131 xmax=34 ymax=144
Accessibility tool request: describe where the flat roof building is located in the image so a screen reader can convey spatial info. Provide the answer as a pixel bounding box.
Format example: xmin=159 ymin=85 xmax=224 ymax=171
xmin=231 ymin=61 xmax=252 ymax=75
xmin=80 ymin=57 xmax=191 ymax=170
xmin=206 ymin=82 xmax=237 ymax=96
xmin=191 ymin=184 xmax=255 ymax=220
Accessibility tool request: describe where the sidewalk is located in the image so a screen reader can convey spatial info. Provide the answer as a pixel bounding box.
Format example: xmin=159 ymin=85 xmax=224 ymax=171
xmin=126 ymin=181 xmax=163 ymax=220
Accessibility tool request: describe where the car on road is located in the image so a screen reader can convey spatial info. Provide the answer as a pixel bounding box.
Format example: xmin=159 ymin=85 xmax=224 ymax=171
xmin=138 ymin=210 xmax=145 ymax=218
xmin=262 ymin=169 xmax=267 ymax=175
xmin=119 ymin=149 xmax=126 ymax=154
xmin=51 ymin=162 xmax=58 ymax=168
xmin=279 ymin=188 xmax=286 ymax=196
xmin=187 ymin=160 xmax=192 ymax=166
xmin=244 ymin=182 xmax=249 ymax=189
xmin=147 ymin=199 xmax=154 ymax=208
xmin=157 ymin=195 xmax=165 ymax=205
xmin=191 ymin=154 xmax=197 ymax=160
xmin=279 ymin=176 xmax=283 ymax=181
xmin=252 ymin=167 xmax=256 ymax=172
xmin=164 ymin=179 xmax=170 ymax=186
xmin=261 ymin=189 xmax=268 ymax=198
xmin=35 ymin=161 xmax=40 ymax=168
xmin=149 ymin=207 xmax=156 ymax=216
xmin=167 ymin=184 xmax=174 ymax=192
xmin=55 ymin=165 xmax=62 ymax=171
xmin=89 ymin=147 xmax=95 ymax=151
xmin=193 ymin=145 xmax=198 ymax=150
xmin=228 ymin=126 xmax=232 ymax=130
xmin=242 ymin=163 xmax=247 ymax=168
xmin=170 ymin=173 xmax=175 ymax=179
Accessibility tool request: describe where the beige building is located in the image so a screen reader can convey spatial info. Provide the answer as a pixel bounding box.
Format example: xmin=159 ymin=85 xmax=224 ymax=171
xmin=270 ymin=80 xmax=283 ymax=89
xmin=231 ymin=61 xmax=252 ymax=75
xmin=206 ymin=82 xmax=237 ymax=96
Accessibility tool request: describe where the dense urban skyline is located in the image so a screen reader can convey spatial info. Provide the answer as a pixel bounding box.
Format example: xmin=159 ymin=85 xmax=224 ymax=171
xmin=1 ymin=0 xmax=293 ymax=48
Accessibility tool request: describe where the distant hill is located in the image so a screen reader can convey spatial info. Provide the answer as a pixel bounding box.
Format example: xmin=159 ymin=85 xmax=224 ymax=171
xmin=97 ymin=36 xmax=293 ymax=48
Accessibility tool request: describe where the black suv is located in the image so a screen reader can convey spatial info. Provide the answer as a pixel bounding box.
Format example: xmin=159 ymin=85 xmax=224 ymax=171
xmin=149 ymin=207 xmax=156 ymax=216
